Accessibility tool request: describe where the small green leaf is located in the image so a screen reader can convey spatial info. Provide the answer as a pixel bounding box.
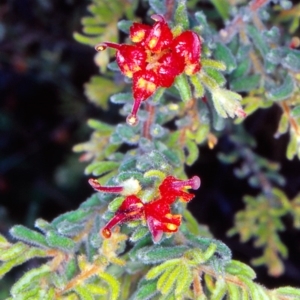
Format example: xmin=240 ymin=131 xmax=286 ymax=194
xmin=11 ymin=264 xmax=51 ymax=296
xmin=266 ymin=74 xmax=295 ymax=101
xmin=46 ymin=231 xmax=76 ymax=252
xmin=0 ymin=242 xmax=28 ymax=261
xmin=9 ymin=225 xmax=49 ymax=248
xmin=214 ymin=43 xmax=237 ymax=74
xmin=87 ymin=119 xmax=113 ymax=133
xmin=185 ymin=139 xmax=199 ymax=166
xmin=85 ymin=161 xmax=119 ymax=176
xmin=225 ymin=260 xmax=256 ymax=279
xmin=175 ymin=0 xmax=189 ymax=29
xmin=230 ymin=75 xmax=261 ymax=92
xmin=210 ymin=0 xmax=230 ymax=20
xmin=110 ymin=93 xmax=133 ymax=104
xmin=52 ymin=209 xmax=92 ymax=226
xmin=174 ymin=74 xmax=192 ymax=103
xmin=291 ymin=105 xmax=300 ymax=118
xmin=135 ymin=279 xmax=158 ymax=300
xmin=98 ymin=272 xmax=120 ymax=300
xmin=275 ymin=286 xmax=300 ymax=297
xmin=175 ymin=263 xmax=193 ymax=297
xmin=137 ymin=246 xmax=188 ymax=264
xmin=247 ymin=25 xmax=268 ymax=57
xmin=74 ymin=286 xmax=95 ymax=300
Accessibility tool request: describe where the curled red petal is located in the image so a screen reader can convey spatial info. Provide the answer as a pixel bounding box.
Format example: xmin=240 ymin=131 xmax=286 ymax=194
xmin=156 ymin=52 xmax=185 ymax=87
xmin=145 ymin=16 xmax=173 ymax=52
xmin=88 ymin=178 xmax=124 ymax=194
xmin=116 ymin=45 xmax=147 ymax=78
xmin=130 ymin=22 xmax=152 ymax=45
xmin=172 ymin=31 xmax=201 ymax=75
xmin=101 ymin=195 xmax=144 ymax=238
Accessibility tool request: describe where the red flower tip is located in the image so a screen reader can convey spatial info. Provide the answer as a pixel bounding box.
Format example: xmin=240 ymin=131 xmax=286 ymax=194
xmin=88 ymin=178 xmax=124 ymax=194
xmin=171 ymin=175 xmax=201 ymax=190
xmin=150 ymin=14 xmax=165 ymax=23
xmin=236 ymin=109 xmax=247 ymax=118
xmin=126 ymin=113 xmax=139 ymax=126
xmin=159 ymin=175 xmax=200 ymax=203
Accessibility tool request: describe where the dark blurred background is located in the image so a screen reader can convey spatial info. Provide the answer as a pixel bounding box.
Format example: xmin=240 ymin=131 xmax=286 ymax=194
xmin=0 ymin=0 xmax=300 ymax=296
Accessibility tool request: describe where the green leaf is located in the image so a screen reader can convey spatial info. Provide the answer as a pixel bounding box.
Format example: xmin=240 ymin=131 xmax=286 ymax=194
xmin=190 ymin=74 xmax=205 ymax=98
xmin=160 ymin=266 xmax=181 ymax=295
xmin=266 ymin=74 xmax=295 ymax=101
xmin=275 ymin=286 xmax=300 ymax=297
xmin=110 ymin=93 xmax=133 ymax=104
xmin=9 ymin=225 xmax=49 ymax=248
xmin=247 ymin=25 xmax=268 ymax=57
xmin=73 ymin=32 xmax=99 ymax=46
xmin=116 ymin=124 xmax=140 ymax=145
xmin=146 ymin=259 xmax=181 ymax=280
xmin=46 ymin=231 xmax=76 ymax=252
xmin=225 ymin=260 xmax=256 ymax=279
xmin=174 ymin=263 xmax=193 ymax=297
xmin=210 ymin=0 xmax=230 ymax=20
xmin=214 ymin=43 xmax=237 ymax=74
xmin=174 ymin=74 xmax=192 ymax=103
xmin=291 ymin=105 xmax=300 ymax=117
xmin=84 ymin=161 xmax=119 ymax=176
xmin=211 ymin=278 xmax=226 ymax=300
xmin=137 ymin=246 xmax=188 ymax=264
xmin=52 ymin=209 xmax=92 ymax=226
xmin=98 ymin=272 xmax=120 ymax=300
xmin=175 ymin=0 xmax=189 ymax=29
xmin=87 ymin=119 xmax=113 ymax=133
xmin=0 ymin=242 xmax=28 ymax=261
xmin=11 ymin=264 xmax=51 ymax=296
xmin=205 ymin=68 xmax=226 ymax=87
xmin=74 ymin=286 xmax=95 ymax=300
xmin=135 ymin=279 xmax=158 ymax=300
xmin=230 ymin=75 xmax=261 ymax=92
xmin=185 ymin=139 xmax=199 ymax=166
xmin=211 ymin=88 xmax=243 ymax=118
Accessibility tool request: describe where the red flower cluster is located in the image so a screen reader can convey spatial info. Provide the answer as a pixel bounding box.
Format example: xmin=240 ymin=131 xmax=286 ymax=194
xmin=95 ymin=15 xmax=201 ymax=126
xmin=89 ymin=175 xmax=200 ymax=243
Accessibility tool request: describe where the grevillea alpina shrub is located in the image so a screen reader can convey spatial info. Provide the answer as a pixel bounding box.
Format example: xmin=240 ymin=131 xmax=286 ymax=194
xmin=1 ymin=0 xmax=300 ymax=299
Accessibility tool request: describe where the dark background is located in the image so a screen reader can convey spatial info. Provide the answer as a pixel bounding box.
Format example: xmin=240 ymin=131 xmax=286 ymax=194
xmin=1 ymin=0 xmax=300 ymax=295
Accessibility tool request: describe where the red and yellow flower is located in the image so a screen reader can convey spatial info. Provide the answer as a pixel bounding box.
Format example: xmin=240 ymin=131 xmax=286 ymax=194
xmin=95 ymin=15 xmax=201 ymax=126
xmin=89 ymin=175 xmax=200 ymax=243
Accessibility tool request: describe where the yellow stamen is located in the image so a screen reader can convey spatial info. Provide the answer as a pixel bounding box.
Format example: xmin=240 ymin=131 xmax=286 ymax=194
xmin=132 ymin=31 xmax=145 ymax=43
xmin=148 ymin=37 xmax=158 ymax=49
xmin=166 ymin=224 xmax=177 ymax=231
xmin=137 ymin=78 xmax=156 ymax=93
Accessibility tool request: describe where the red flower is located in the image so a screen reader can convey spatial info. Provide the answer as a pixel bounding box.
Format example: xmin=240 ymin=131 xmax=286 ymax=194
xmin=89 ymin=175 xmax=200 ymax=243
xmin=95 ymin=15 xmax=201 ymax=126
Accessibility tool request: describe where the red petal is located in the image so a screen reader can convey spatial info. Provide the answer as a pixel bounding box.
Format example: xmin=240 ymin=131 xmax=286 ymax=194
xmin=172 ymin=31 xmax=201 ymax=75
xmin=116 ymin=45 xmax=147 ymax=78
xmin=156 ymin=52 xmax=185 ymax=87
xmin=145 ymin=16 xmax=173 ymax=52
xmin=101 ymin=195 xmax=144 ymax=238
xmin=158 ymin=176 xmax=200 ymax=204
xmin=127 ymin=70 xmax=159 ymax=126
xmin=130 ymin=23 xmax=152 ymax=45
